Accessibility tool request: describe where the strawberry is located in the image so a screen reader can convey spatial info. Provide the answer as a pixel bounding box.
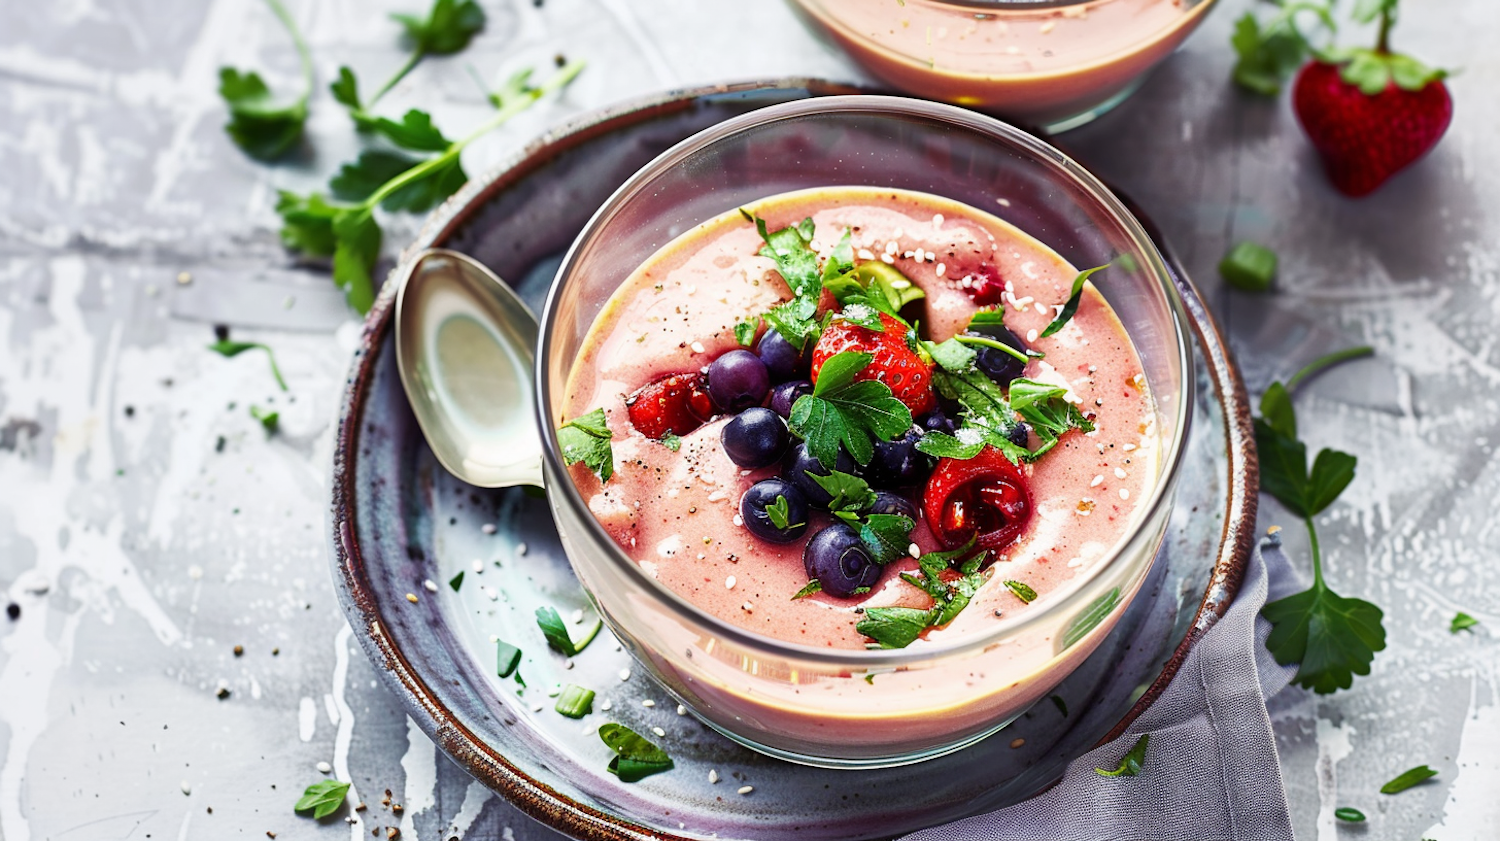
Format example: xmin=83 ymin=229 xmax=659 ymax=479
xmin=922 ymin=446 xmax=1032 ymax=552
xmin=958 ymin=262 xmax=1006 ymax=307
xmin=1291 ymin=2 xmax=1451 ymax=197
xmin=624 ymin=372 xmax=715 ymax=439
xmin=810 ymin=311 xmax=936 ymax=416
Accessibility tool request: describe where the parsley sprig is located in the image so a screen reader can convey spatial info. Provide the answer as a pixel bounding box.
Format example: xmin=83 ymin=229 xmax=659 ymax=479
xmin=856 ymin=541 xmax=988 ymax=648
xmin=556 ymin=407 xmax=614 ymax=481
xmin=1230 ymin=1 xmax=1338 ymax=96
xmin=1257 ymin=346 xmax=1387 ymax=694
xmin=789 ymin=351 xmax=912 ymax=467
xmin=218 ymin=0 xmax=313 ymax=161
xmin=812 ymin=471 xmax=915 ymax=565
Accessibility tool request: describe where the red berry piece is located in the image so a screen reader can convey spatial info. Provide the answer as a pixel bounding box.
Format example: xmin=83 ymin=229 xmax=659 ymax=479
xmin=1293 ymin=60 xmax=1452 ymax=197
xmin=810 ymin=312 xmax=936 ymax=416
xmin=624 ymin=372 xmax=715 ymax=438
xmin=922 ymin=447 xmax=1032 ymax=552
xmin=959 ymin=262 xmax=1006 ymax=307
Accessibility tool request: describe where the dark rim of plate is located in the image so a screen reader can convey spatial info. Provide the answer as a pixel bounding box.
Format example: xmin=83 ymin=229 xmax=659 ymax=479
xmin=328 ymin=78 xmax=1259 ymax=840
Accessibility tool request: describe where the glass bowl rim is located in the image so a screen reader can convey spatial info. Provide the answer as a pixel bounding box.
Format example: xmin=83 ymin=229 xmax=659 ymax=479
xmin=535 ymin=94 xmax=1194 ymax=668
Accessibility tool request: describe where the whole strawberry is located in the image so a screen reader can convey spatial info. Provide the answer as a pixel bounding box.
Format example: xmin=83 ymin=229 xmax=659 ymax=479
xmin=1292 ymin=0 xmax=1451 ymax=197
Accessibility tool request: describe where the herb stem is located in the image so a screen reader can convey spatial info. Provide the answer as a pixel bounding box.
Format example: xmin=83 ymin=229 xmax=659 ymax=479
xmin=368 ymin=49 xmax=426 ymax=108
xmin=954 ymin=334 xmax=1029 ymax=364
xmin=1305 ymin=515 xmax=1324 ymax=588
xmin=264 ymin=349 xmax=289 ymax=391
xmin=361 ymin=60 xmax=583 ymax=211
xmin=1286 ymin=346 xmax=1374 ymax=393
xmin=263 ymin=0 xmax=313 ymax=102
xmin=1376 ymin=5 xmax=1394 ymax=53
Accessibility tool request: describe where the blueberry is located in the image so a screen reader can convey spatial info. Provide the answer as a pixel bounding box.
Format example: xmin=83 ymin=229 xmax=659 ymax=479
xmin=869 ymin=490 xmax=917 ymax=521
xmin=921 ymin=407 xmax=958 ymax=436
xmin=783 ymin=442 xmax=860 ymax=508
xmin=721 ymin=407 xmax=789 ymax=468
xmin=965 ymin=322 xmax=1028 ymax=383
xmin=866 ymin=428 xmax=932 ymax=488
xmin=708 ymin=349 xmax=770 ymax=412
xmin=803 ymin=524 xmax=880 ymax=598
xmin=769 ymin=379 xmax=814 ymax=418
xmin=1006 ymin=421 xmax=1030 ymax=448
xmin=757 ymin=330 xmax=807 ymax=382
xmin=740 ymin=479 xmax=809 ymax=544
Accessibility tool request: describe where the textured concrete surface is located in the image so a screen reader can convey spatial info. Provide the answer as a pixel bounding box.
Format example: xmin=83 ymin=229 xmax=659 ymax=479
xmin=1 ymin=1 xmax=1496 ymax=839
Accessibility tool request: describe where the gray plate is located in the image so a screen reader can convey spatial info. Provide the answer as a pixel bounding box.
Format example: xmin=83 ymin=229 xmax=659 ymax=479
xmin=328 ymin=79 xmax=1257 ymax=841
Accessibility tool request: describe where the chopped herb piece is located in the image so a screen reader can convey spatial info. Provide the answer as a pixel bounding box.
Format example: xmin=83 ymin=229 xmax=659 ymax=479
xmin=495 ymin=640 xmax=521 ymax=678
xmin=1450 ymin=612 xmax=1479 ymax=633
xmin=448 ymin=571 xmax=464 ymax=592
xmin=914 ymin=430 xmax=985 ymax=460
xmin=789 ymin=351 xmax=912 ymax=467
xmin=822 ymin=229 xmax=856 ymax=283
xmin=856 ymin=606 xmax=935 ymax=650
xmin=1219 ymin=241 xmax=1278 ymax=292
xmin=810 ymin=470 xmax=877 ymax=514
xmin=835 ymin=302 xmax=885 ymax=332
xmin=554 ymin=684 xmax=595 ymax=718
xmin=1229 ymin=4 xmax=1335 ymax=96
xmin=733 ymin=319 xmax=758 ymax=347
xmin=924 ymin=337 xmax=978 ymax=373
xmin=329 ymin=147 xmax=466 ymax=213
xmin=968 ymin=308 xmax=1007 ymax=328
xmin=294 ymin=779 xmax=350 ymax=819
xmin=1040 ymin=262 xmax=1112 ymax=339
xmin=1004 ymin=580 xmax=1038 ymax=604
xmin=954 ymin=333 xmax=1030 ymax=364
xmin=858 ymin=513 xmax=916 ymax=565
xmin=1058 ymin=587 xmax=1121 ymax=652
xmin=535 ymin=606 xmax=602 ymax=657
xmin=1380 ymin=765 xmax=1438 ymax=794
xmin=766 ymin=495 xmax=792 ymax=530
xmin=861 ymin=543 xmax=986 ymax=648
xmin=791 ymin=580 xmax=822 ymax=600
xmin=218 ymin=0 xmax=312 ymax=160
xmin=599 ymin=723 xmax=674 ymax=782
xmin=1051 ymin=695 xmax=1068 ymax=717
xmin=207 ymin=340 xmax=288 ymax=391
xmin=249 ymin=405 xmax=280 ymax=433
xmin=1334 ymin=807 xmax=1365 ymax=822
xmin=557 ymin=407 xmax=614 ymax=482
xmin=829 ymin=260 xmax=924 ymax=322
xmin=1008 ymin=378 xmax=1096 ymax=459
xmin=659 ymin=433 xmax=682 ymax=453
xmin=863 ymin=673 xmax=875 ymax=684
xmin=1258 ymin=349 xmax=1386 ymax=694
xmin=1095 ymin=733 xmax=1149 ymax=777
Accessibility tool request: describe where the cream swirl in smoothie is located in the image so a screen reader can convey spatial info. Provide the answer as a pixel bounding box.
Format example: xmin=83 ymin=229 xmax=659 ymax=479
xmin=559 ymin=187 xmax=1157 ymax=651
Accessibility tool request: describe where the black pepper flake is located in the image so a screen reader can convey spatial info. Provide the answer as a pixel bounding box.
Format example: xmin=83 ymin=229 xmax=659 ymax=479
xmin=216 ymin=686 xmax=231 ymax=699
xmin=213 ymin=324 xmax=230 ymax=342
xmin=215 ymin=435 xmax=226 ymax=453
xmin=5 ymin=603 xmax=18 ymax=621
xmin=124 ymin=405 xmax=135 ymax=417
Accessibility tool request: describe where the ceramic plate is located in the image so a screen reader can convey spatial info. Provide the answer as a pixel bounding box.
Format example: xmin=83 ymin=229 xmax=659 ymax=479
xmin=329 ymin=80 xmax=1257 ymax=841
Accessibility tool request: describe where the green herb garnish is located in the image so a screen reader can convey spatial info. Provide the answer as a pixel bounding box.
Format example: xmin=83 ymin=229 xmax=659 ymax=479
xmin=1334 ymin=807 xmax=1366 ymax=822
xmin=535 ymin=606 xmax=602 ymax=657
xmin=1040 ymin=262 xmax=1113 ymax=339
xmin=249 ymin=405 xmax=280 ymax=433
xmin=1219 ymin=241 xmax=1278 ymax=292
xmin=857 ymin=543 xmax=987 ymax=648
xmin=810 ymin=469 xmax=878 ymax=513
xmin=448 ymin=571 xmax=464 ymax=592
xmin=1450 ymin=612 xmax=1479 ymax=633
xmin=495 ymin=639 xmax=521 ymax=678
xmin=658 ymin=433 xmax=682 ymax=453
xmin=788 ymin=351 xmax=912 ymax=467
xmin=1380 ymin=765 xmax=1437 ymax=794
xmin=208 ymin=340 xmax=288 ymax=391
xmin=1095 ymin=733 xmax=1149 ymax=777
xmin=811 ymin=471 xmax=913 ymax=564
xmin=293 ymin=779 xmax=350 ymax=819
xmin=733 ymin=319 xmax=758 ymax=347
xmin=1003 ymin=580 xmax=1038 ymax=604
xmin=554 ymin=684 xmax=595 ymax=719
xmin=1229 ymin=2 xmax=1336 ymax=96
xmin=1008 ymin=378 xmax=1096 ymax=459
xmin=218 ymin=0 xmax=312 ymax=160
xmin=1051 ymin=695 xmax=1068 ymax=717
xmin=765 ymin=495 xmax=799 ymax=530
xmin=599 ymin=723 xmax=674 ymax=782
xmin=1258 ymin=347 xmax=1386 ymax=694
xmin=557 ymin=407 xmax=614 ymax=482
xmin=791 ymin=580 xmax=822 ymax=600
xmin=334 ymin=0 xmax=487 ymax=128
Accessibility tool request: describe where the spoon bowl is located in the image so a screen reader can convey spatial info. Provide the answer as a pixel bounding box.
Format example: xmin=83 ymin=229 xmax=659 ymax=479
xmin=393 ymin=249 xmax=543 ymax=488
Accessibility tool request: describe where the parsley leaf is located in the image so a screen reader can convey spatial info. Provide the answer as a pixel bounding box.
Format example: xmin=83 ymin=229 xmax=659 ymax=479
xmin=207 ymin=339 xmax=288 ymax=391
xmin=914 ymin=429 xmax=985 ymax=460
xmin=659 ymin=433 xmax=682 ymax=452
xmin=856 ymin=607 xmax=935 ymax=649
xmin=1450 ymin=612 xmax=1479 ymax=633
xmin=218 ymin=0 xmax=313 ymax=160
xmin=330 ymin=65 xmax=361 ymax=110
xmin=765 ymin=495 xmax=794 ymax=530
xmin=790 ymin=352 xmax=912 ymax=467
xmin=859 ymin=513 xmax=916 ymax=565
xmin=1257 ymin=348 xmax=1386 ymax=694
xmin=810 ymin=470 xmax=912 ymax=563
xmin=331 ymin=207 xmax=382 ymax=314
xmin=860 ymin=543 xmax=986 ymax=648
xmin=392 ymin=0 xmax=486 ymax=56
xmin=791 ymin=580 xmax=822 ymax=600
xmin=249 ymin=404 xmax=280 ymax=433
xmin=1040 ymin=262 xmax=1112 ymax=339
xmin=1008 ymin=378 xmax=1095 ymax=458
xmin=734 ymin=319 xmax=758 ymax=347
xmin=1229 ymin=3 xmax=1335 ymax=96
xmin=535 ymin=606 xmax=602 ymax=657
xmin=1003 ymin=580 xmax=1038 ymax=603
xmin=294 ymin=779 xmax=350 ymax=819
xmin=1380 ymin=765 xmax=1437 ymax=794
xmin=810 ymin=469 xmax=878 ymax=513
xmin=1095 ymin=733 xmax=1149 ymax=777
xmin=599 ymin=722 xmax=675 ymax=782
xmin=363 ymin=108 xmax=454 ymax=152
xmin=556 ymin=407 xmax=613 ymax=481
xmin=742 ymin=212 xmax=828 ymax=349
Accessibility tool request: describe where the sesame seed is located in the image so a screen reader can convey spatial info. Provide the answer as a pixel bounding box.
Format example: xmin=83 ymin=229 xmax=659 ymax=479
xmin=725 ymin=576 xmax=736 ymax=589
xmin=571 ymin=608 xmax=585 ymax=624
xmin=1026 ymin=329 xmax=1039 ymax=343
xmin=565 ymin=659 xmax=574 ymax=670
xmin=423 ymin=579 xmax=438 ymax=593
xmin=732 ymin=515 xmax=744 ymax=527
xmin=316 ymin=761 xmax=332 ymax=774
xmin=738 ymin=786 xmax=754 ymax=795
xmin=481 ymin=523 xmax=497 ymax=535
xmin=485 ymin=587 xmax=499 ymax=601
xmin=707 ymin=490 xmax=727 ymax=502
xmin=642 ymin=699 xmax=656 ymax=708
xmin=996 ymin=198 xmax=1011 ymax=207
xmin=1040 ymin=20 xmax=1055 ymax=33
xmin=516 ymin=542 xmax=528 ymax=556
xmin=742 ymin=601 xmax=754 ymax=613
xmin=677 ymin=704 xmax=687 ymax=716
xmin=531 ymin=703 xmax=544 ymax=712
xmin=685 ymin=285 xmax=696 ymax=295
xmin=405 ymin=593 xmax=419 ymax=604
xmin=885 ymin=240 xmax=899 ymax=254
xmin=600 ymin=699 xmax=613 ymax=711
xmin=908 ymin=543 xmax=921 ymax=559
xmin=881 ymin=253 xmax=895 ymax=264
xmin=652 ymin=727 xmax=666 ymax=737
xmin=857 ymin=248 xmax=876 ymax=260
xmin=1090 ymin=475 xmax=1104 ymax=487
xmin=709 ymin=769 xmax=720 ymax=783
xmin=1115 ymin=467 xmax=1127 ymax=479
xmin=935 ymin=262 xmax=946 ymax=277
xmin=619 ymin=669 xmax=631 ymax=682
xmin=181 ymin=780 xmax=192 ymax=795
xmin=1122 ymin=443 xmax=1137 ymax=452
xmin=1119 ymin=488 xmax=1130 ymax=500
xmin=471 ymin=559 xmax=484 ymax=573
xmin=690 ymin=341 xmax=705 ymax=354
xmin=933 ymin=213 xmax=944 ymax=227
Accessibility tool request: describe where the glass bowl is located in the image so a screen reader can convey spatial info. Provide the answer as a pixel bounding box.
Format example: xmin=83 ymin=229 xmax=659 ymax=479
xmin=787 ymin=0 xmax=1219 ymax=132
xmin=536 ymin=96 xmax=1192 ymax=767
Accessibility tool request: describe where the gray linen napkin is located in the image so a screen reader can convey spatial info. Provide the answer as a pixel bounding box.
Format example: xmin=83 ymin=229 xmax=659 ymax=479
xmin=904 ymin=535 xmax=1300 ymax=841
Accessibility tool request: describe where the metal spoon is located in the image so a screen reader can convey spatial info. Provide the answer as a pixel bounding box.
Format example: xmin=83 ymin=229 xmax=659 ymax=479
xmin=393 ymin=249 xmax=544 ymax=488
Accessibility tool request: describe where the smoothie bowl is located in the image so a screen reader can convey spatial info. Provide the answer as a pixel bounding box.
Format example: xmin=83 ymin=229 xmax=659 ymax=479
xmin=536 ymin=96 xmax=1191 ymax=766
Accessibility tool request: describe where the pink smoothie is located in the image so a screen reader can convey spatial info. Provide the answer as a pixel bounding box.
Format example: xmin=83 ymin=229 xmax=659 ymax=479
xmin=562 ymin=187 xmax=1158 ymax=651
